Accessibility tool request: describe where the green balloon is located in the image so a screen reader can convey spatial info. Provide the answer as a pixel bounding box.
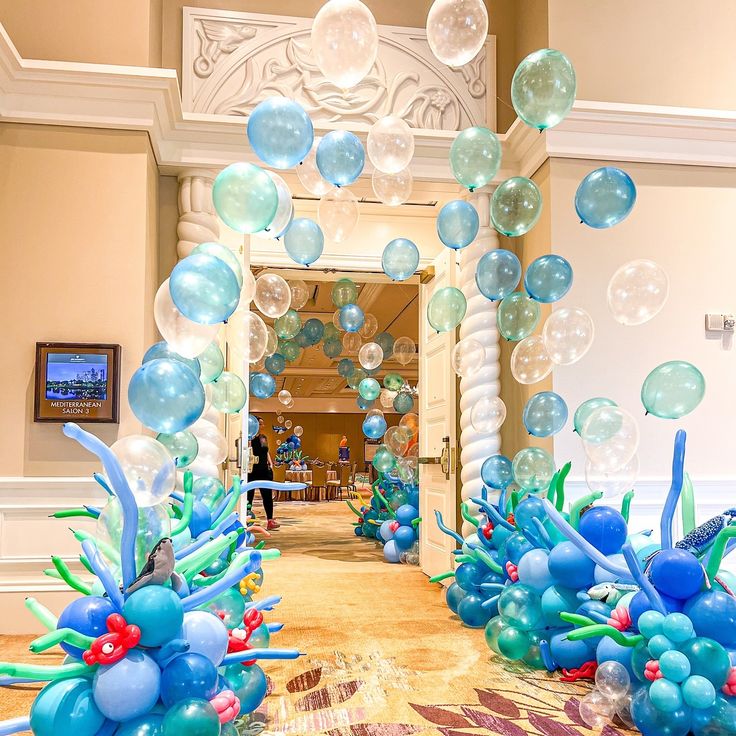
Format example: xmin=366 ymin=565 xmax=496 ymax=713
xmin=389 ymin=488 xmax=409 ymax=510
xmin=484 ymin=615 xmax=506 ymax=655
xmin=358 ymin=377 xmax=381 ymax=400
xmin=511 ymin=48 xmax=576 ymax=131
xmin=641 ymin=361 xmax=705 ymax=419
xmin=162 ymin=698 xmax=221 ymax=736
xmin=427 ymin=287 xmax=467 ymax=333
xmin=450 ymin=126 xmax=502 ymax=191
xmin=347 ymin=367 xmax=367 ymax=390
xmin=497 ymin=292 xmax=540 ymax=341
xmin=323 ymin=338 xmax=342 ymax=359
xmin=323 ymin=323 xmax=340 ymax=342
xmin=523 ymin=630 xmax=548 ymax=669
xmin=212 ymin=162 xmax=278 ymax=234
xmin=491 ymin=177 xmax=542 ymax=237
xmin=191 ymin=242 xmax=243 ymax=288
xmin=197 ymin=341 xmax=224 ymax=384
xmin=332 ymin=278 xmax=358 ymax=308
xmin=156 ymin=430 xmax=198 ymax=468
xmin=384 ymin=373 xmax=404 ymax=391
xmin=372 ymin=445 xmax=396 ymax=473
xmin=193 ymin=477 xmax=225 ymax=508
xmin=210 ymin=371 xmax=247 ymax=413
xmin=497 ymin=625 xmax=531 ymax=661
xmin=679 ymin=637 xmax=731 ymax=688
xmin=573 ymin=397 xmax=617 ymax=434
xmin=281 ymin=339 xmax=301 ymax=362
xmin=274 ymin=309 xmax=302 ymax=339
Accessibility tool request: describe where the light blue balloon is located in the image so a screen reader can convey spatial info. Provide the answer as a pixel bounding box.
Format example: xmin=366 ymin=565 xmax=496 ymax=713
xmin=362 ymin=414 xmax=387 ymax=439
xmin=436 ymin=199 xmax=479 ymax=250
xmin=191 ymin=241 xmax=243 ymax=288
xmin=212 ymin=162 xmax=278 ymax=234
xmin=169 ymin=253 xmax=240 ymax=325
xmin=30 ymin=678 xmax=105 ymax=736
xmin=197 ymin=341 xmax=224 ymax=384
xmin=143 ymin=341 xmax=200 ymax=378
xmin=339 ymin=303 xmax=365 ymax=332
xmin=382 ymin=238 xmax=420 ymax=281
xmin=338 ymin=358 xmax=355 ymax=378
xmin=359 ymin=377 xmax=381 ymax=400
xmin=247 ymin=97 xmax=313 ymax=169
xmin=250 ymin=372 xmax=275 ymax=399
xmin=284 ymin=217 xmax=324 ymax=265
xmin=524 ymin=254 xmax=573 ymax=303
xmin=481 ymin=454 xmax=513 ymax=489
xmin=181 ymin=610 xmax=229 ymax=667
xmin=384 ymin=539 xmax=402 ymax=563
xmin=92 ymin=651 xmax=161 ymax=721
xmin=575 ymin=167 xmax=636 ymax=229
xmin=316 ymin=130 xmax=365 ymax=186
xmin=523 ymin=391 xmax=568 ymax=437
xmin=475 ymin=249 xmax=521 ymax=301
xmin=128 ymin=358 xmax=204 ymax=433
xmin=380 ymin=520 xmax=395 ymax=541
xmin=393 ymin=392 xmax=414 ymax=414
xmin=265 ymin=352 xmax=286 ymax=375
xmin=247 ymin=414 xmax=259 ymax=440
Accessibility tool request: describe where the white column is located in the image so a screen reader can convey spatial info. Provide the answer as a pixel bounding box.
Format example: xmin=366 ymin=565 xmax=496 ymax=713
xmin=458 ymin=190 xmax=502 ymax=537
xmin=177 ymin=169 xmax=220 ymax=258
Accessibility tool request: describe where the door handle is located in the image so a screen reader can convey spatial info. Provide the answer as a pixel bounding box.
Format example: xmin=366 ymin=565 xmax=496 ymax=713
xmin=419 ymin=436 xmax=451 ymax=480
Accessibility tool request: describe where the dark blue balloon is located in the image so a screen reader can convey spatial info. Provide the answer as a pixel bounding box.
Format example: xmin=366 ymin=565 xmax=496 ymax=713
xmin=436 ymin=199 xmax=479 ymax=250
xmin=524 ymin=254 xmax=573 ymax=303
xmin=575 ymin=166 xmax=636 ymax=229
xmin=475 ymin=249 xmax=521 ymax=301
xmin=265 ymin=353 xmax=286 ymax=375
xmin=684 ymin=591 xmax=736 ymax=646
xmin=630 ymin=685 xmax=692 ymax=736
xmin=161 ymin=653 xmax=217 ymax=707
xmin=579 ymin=506 xmax=628 ymax=555
xmin=247 ymin=97 xmax=313 ymax=169
xmin=57 ymin=596 xmax=116 ymax=658
xmin=354 ymin=525 xmax=363 ymax=536
xmin=250 ymin=372 xmax=276 ymax=399
xmin=650 ymin=548 xmax=704 ymax=600
xmin=189 ymin=501 xmax=212 ymax=537
xmin=480 ymin=454 xmax=513 ymax=489
xmin=455 ymin=562 xmax=486 ymax=592
xmin=316 ymin=130 xmax=365 ymax=186
xmin=458 ymin=593 xmax=492 ymax=628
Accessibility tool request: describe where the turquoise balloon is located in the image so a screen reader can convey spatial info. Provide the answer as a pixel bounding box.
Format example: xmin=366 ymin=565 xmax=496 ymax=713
xmin=210 ymin=371 xmax=247 ymax=413
xmin=372 ymin=445 xmax=396 ymax=473
xmin=156 ymin=430 xmax=199 ymax=468
xmin=498 ymin=584 xmax=542 ymax=631
xmin=250 ymin=372 xmax=275 ymax=399
xmin=496 ymin=292 xmax=540 ymax=341
xmin=523 ymin=391 xmax=568 ymax=437
xmin=170 ymin=254 xmax=240 ymax=325
xmin=284 ymin=217 xmax=324 ymax=265
xmin=247 ymin=96 xmax=313 ymax=169
xmin=302 ymin=318 xmax=325 ymax=343
xmin=30 ymin=678 xmax=105 ymax=736
xmin=512 ymin=447 xmax=555 ymax=492
xmin=316 ymin=130 xmax=365 ymax=186
xmin=274 ymin=309 xmax=302 ymax=339
xmin=393 ymin=392 xmax=414 ymax=414
xmin=213 ymin=162 xmax=278 ymax=234
xmin=491 ymin=177 xmax=542 ymax=237
xmin=450 ymin=126 xmax=502 ymax=190
xmin=338 ymin=358 xmax=355 ymax=378
xmin=265 ymin=352 xmax=286 ymax=375
xmin=375 ymin=332 xmax=395 ymax=359
xmin=224 ymin=663 xmax=268 ymax=715
xmin=197 ymin=341 xmax=224 ymax=384
xmin=193 ymin=477 xmax=225 ymax=508
xmin=524 ymin=254 xmax=573 ymax=303
xmin=332 ymin=278 xmax=358 ymax=307
xmin=649 ymin=678 xmax=684 ymax=713
xmin=247 ymin=413 xmax=259 ymax=440
xmin=323 ymin=338 xmax=342 ymax=358
xmin=436 ymin=199 xmax=479 ymax=250
xmin=475 ymin=249 xmax=521 ymax=301
xmin=123 ymin=586 xmax=183 ymax=648
xmin=205 ymin=586 xmax=245 ymax=629
xmin=659 ymin=650 xmax=692 ymax=683
xmin=358 ymin=377 xmax=381 ymax=400
xmin=382 ymin=238 xmax=419 ymax=281
xmin=161 ymin=698 xmax=220 ymax=735
xmin=191 ymin=241 xmax=243 ymax=288
xmin=641 ymin=361 xmax=705 ymax=419
xmin=427 ymin=287 xmax=467 ymax=332
xmin=573 ymin=397 xmax=616 ymax=433
xmin=682 ymin=675 xmax=716 ymax=710
xmin=575 ymin=167 xmax=636 ymax=228
xmin=497 ymin=626 xmax=531 ymax=660
xmin=143 ymin=341 xmax=200 ymax=378
xmin=339 ymin=304 xmax=365 ymax=332
xmin=129 ymin=358 xmax=204 ymax=433
xmin=115 ymin=714 xmax=165 ymax=735
xmin=511 ymin=48 xmax=576 ymax=130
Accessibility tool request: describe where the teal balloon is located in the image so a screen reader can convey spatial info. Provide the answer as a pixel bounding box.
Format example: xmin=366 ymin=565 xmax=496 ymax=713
xmin=524 ymin=254 xmax=573 ymax=303
xmin=161 ymin=699 xmax=220 ymax=735
xmin=224 ymin=663 xmax=268 ymax=715
xmin=375 ymin=332 xmax=395 ymax=359
xmin=143 ymin=341 xmax=200 ymax=378
xmin=338 ymin=358 xmax=355 ymax=378
xmin=491 ymin=177 xmax=542 ymax=237
xmin=497 ymin=292 xmax=540 ymax=341
xmin=274 ymin=309 xmax=302 ymax=339
xmin=436 ymin=199 xmax=479 ymax=250
xmin=295 ymin=329 xmax=311 ymax=348
xmin=498 ymin=584 xmax=543 ymax=631
xmin=573 ymin=397 xmax=616 ymax=433
xmin=197 ymin=341 xmax=224 ymax=384
xmin=641 ymin=361 xmax=705 ymax=419
xmin=393 ymin=392 xmax=414 ymax=414
xmin=193 ymin=477 xmax=225 ymax=508
xmin=323 ymin=338 xmax=342 ymax=358
xmin=302 ymin=318 xmax=325 ymax=344
xmin=212 ymin=162 xmax=278 ymax=234
xmin=659 ymin=651 xmax=692 ymax=683
xmin=358 ymin=377 xmax=381 ymax=400
xmin=332 ymin=278 xmax=358 ymax=308
xmin=247 ymin=96 xmax=313 ymax=169
xmin=123 ymin=586 xmax=183 ymax=648
xmin=427 ymin=287 xmax=467 ymax=332
xmin=205 ymin=586 xmax=245 ymax=629
xmin=170 ymin=253 xmax=240 ymax=325
xmin=115 ymin=714 xmax=165 ymax=735
xmin=382 ymin=238 xmax=419 ymax=281
xmin=284 ymin=217 xmax=324 ymax=265
xmin=210 ymin=371 xmax=247 ymax=413
xmin=511 ymin=48 xmax=576 ymax=130
xmin=475 ymin=249 xmax=521 ymax=301
xmin=281 ymin=339 xmax=302 ymax=362
xmin=649 ymin=679 xmax=684 ymax=713
xmin=250 ymin=372 xmax=275 ymax=399
xmin=450 ymin=126 xmax=502 ymax=190
xmin=497 ymin=626 xmax=531 ymax=660
xmin=372 ymin=445 xmax=396 ymax=473
xmin=339 ymin=304 xmax=365 ymax=332
xmin=265 ymin=352 xmax=286 ymax=375
xmin=247 ymin=413 xmax=259 ymax=439
xmin=30 ymin=678 xmax=105 ymax=736
xmin=191 ymin=241 xmax=243 ymax=288
xmin=575 ymin=167 xmax=636 ymax=228
xmin=679 ymin=637 xmax=731 ymax=688
xmin=316 ymin=130 xmax=365 ymax=186
xmin=129 ymin=358 xmax=204 ymax=433
xmin=523 ymin=391 xmax=568 ymax=437
xmin=156 ymin=430 xmax=198 ymax=468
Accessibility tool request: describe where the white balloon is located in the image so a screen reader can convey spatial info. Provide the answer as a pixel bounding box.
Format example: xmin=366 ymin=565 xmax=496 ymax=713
xmin=451 ymin=337 xmax=485 ymax=377
xmin=254 ymin=273 xmax=291 ymax=318
xmin=372 ymin=167 xmax=413 ymax=207
xmin=510 ymin=335 xmax=553 ymax=384
xmin=359 ymin=313 xmax=378 ymax=338
xmin=581 ymin=405 xmax=639 ymax=473
xmin=257 ymin=171 xmax=293 ymax=239
xmin=342 ymin=331 xmax=361 ymax=354
xmin=296 ymin=136 xmax=332 ymax=196
xmin=607 ymin=259 xmax=669 ymax=326
xmin=227 ymin=308 xmax=268 ymax=363
xmin=393 ymin=336 xmax=416 ymax=366
xmin=426 ymin=0 xmax=489 ymax=67
xmin=318 ymin=187 xmax=359 ymax=243
xmin=470 ymin=396 xmax=507 ymax=433
xmin=542 ymin=307 xmax=595 ymax=365
xmin=358 ymin=342 xmax=384 ymax=370
xmin=289 ymin=280 xmax=310 ymax=310
xmin=367 ymin=116 xmax=415 ymax=174
xmin=585 ymin=454 xmax=639 ymax=498
xmin=185 ymin=458 xmax=221 ymax=480
xmin=196 ymin=437 xmax=228 ymax=466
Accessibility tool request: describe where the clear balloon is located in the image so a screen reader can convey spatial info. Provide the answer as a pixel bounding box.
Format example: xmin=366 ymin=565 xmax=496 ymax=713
xmin=170 ymin=254 xmax=240 ymax=325
xmin=575 ymin=167 xmax=636 ymax=229
xmin=510 ymin=335 xmax=552 ymax=384
xmin=241 ymin=269 xmax=256 ymax=305
xmin=143 ymin=341 xmax=200 ymax=378
xmin=586 ymin=454 xmax=639 ymax=498
xmin=293 ymin=425 xmax=304 ymax=437
xmin=367 ymin=116 xmax=414 ymax=174
xmin=372 ymin=167 xmax=413 ymax=206
xmin=573 ymin=397 xmax=617 ymax=434
xmin=316 ymin=130 xmax=365 ymax=187
xmin=213 ymin=162 xmax=278 ymax=234
xmin=382 ymin=238 xmax=420 ymax=281
xmin=358 ymin=342 xmax=383 ymax=370
xmin=607 ymin=259 xmax=669 ymax=326
xmin=524 ymin=254 xmax=573 ymax=303
xmin=380 ymin=388 xmax=397 ymax=409
xmin=191 ymin=242 xmax=243 ymax=288
xmin=427 ymin=286 xmax=467 ymax=332
xmin=246 ymin=96 xmax=313 ymax=169
xmin=497 ymin=292 xmax=541 ymax=341
xmin=491 ymin=177 xmax=543 ymax=237
xmin=157 ymin=430 xmax=198 ymax=469
xmin=426 ymin=0 xmax=489 ymax=67
xmin=289 ymin=279 xmax=310 ymax=310
xmin=332 ymin=278 xmax=358 ymax=308
xmin=264 ymin=325 xmax=279 ymax=357
xmin=210 ymin=371 xmax=247 ymax=413
xmin=436 ymin=199 xmax=479 ymax=250
xmin=470 ymin=396 xmax=507 ymax=434
xmin=274 ymin=309 xmax=302 ymax=340
xmin=359 ymin=313 xmax=379 ymax=338
xmin=522 ymin=391 xmax=568 ymax=437
xmin=578 ymin=690 xmax=616 ymax=730
xmin=284 ymin=217 xmax=324 ymax=266
xmin=451 ymin=337 xmax=485 ymax=377
xmin=581 ymin=405 xmax=639 ymax=473
xmin=641 ymin=361 xmax=705 ymax=419
xmin=542 ymin=307 xmax=595 ymax=365
xmin=228 ymin=308 xmax=268 ymax=364
xmin=512 ymin=447 xmax=556 ymax=493
xmin=449 ymin=126 xmax=501 ymax=191
xmin=285 ymin=419 xmax=293 ymax=429
xmin=254 ymin=273 xmax=291 ymax=318
xmin=296 ymin=136 xmax=332 ymax=196
xmin=97 ymin=499 xmax=170 ymax=567
xmin=340 ymin=303 xmax=365 ymax=332
xmin=278 ymin=389 xmax=292 ymax=406
xmin=393 ymin=336 xmax=416 ymax=365
xmin=257 ymin=170 xmax=293 ymax=239
xmin=249 ymin=372 xmax=276 ymax=400
xmin=476 ymin=249 xmax=521 ymax=301
xmin=385 ymin=425 xmax=411 ymax=456
xmin=342 ymin=331 xmax=362 ymax=354
xmin=112 ymin=435 xmax=175 ymax=507
xmin=318 ymin=187 xmax=359 ymax=243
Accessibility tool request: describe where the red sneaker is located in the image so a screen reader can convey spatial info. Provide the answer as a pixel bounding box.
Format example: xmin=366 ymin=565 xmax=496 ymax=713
xmin=267 ymin=519 xmax=281 ymax=530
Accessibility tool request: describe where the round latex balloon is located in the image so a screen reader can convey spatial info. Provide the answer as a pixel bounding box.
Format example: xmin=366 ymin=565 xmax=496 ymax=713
xmin=522 ymin=391 xmax=568 ymax=437
xmin=318 ymin=187 xmax=359 ymax=243
xmin=170 ymin=254 xmax=240 ymax=325
xmin=282 ymin=339 xmax=301 ymax=362
xmin=384 ymin=373 xmax=405 ymax=391
xmin=428 ymin=287 xmax=467 ymax=332
xmin=641 ymin=361 xmax=705 ymax=419
xmin=393 ymin=392 xmax=414 ymax=414
xmin=342 ymin=331 xmax=361 ymax=354
xmin=360 ymin=313 xmax=379 ymax=339
xmin=491 ymin=177 xmax=542 ymax=237
xmin=372 ymin=167 xmax=413 ymax=206
xmin=191 ymin=242 xmax=243 ymax=288
xmin=511 ymin=48 xmax=576 ymax=130
xmin=246 ymin=96 xmax=313 ymax=169
xmin=257 ymin=170 xmax=293 ymax=239
xmin=607 ymin=259 xmax=669 ymax=326
xmin=340 ymin=304 xmax=365 ymax=332
xmin=197 ymin=341 xmax=225 ymax=383
xmin=375 ymin=332 xmax=395 ymax=359
xmin=575 ymin=167 xmax=636 ymax=229
xmin=143 ymin=342 xmax=200 ymax=379
xmin=586 ymin=454 xmax=639 ymax=498
xmin=210 ymin=371 xmax=247 ymax=413
xmin=296 ymin=136 xmax=332 ymax=196
xmin=347 ymin=367 xmax=367 ymax=389
xmin=525 ymin=254 xmax=573 ymax=303
xmin=358 ymin=342 xmax=383 ymax=370
xmin=316 ymin=130 xmax=365 ymax=187
xmin=157 ymin=430 xmax=198 ymax=469
xmin=580 ymin=405 xmax=639 ymax=473
xmin=373 ymin=444 xmax=396 ymax=473
xmin=380 ymin=388 xmax=398 ymax=409
xmin=228 ymin=308 xmax=268 ymax=363
xmin=367 ymin=115 xmax=414 ymax=174
xmin=213 ymin=162 xmax=278 ymax=234
xmin=574 ymin=397 xmax=617 ymax=434
xmin=284 ymin=217 xmax=324 ymax=265
xmin=274 ymin=309 xmax=302 ymax=340
xmin=426 ymin=0 xmax=489 ymax=67
xmin=363 ymin=413 xmax=387 ymax=439
xmin=278 ymin=390 xmax=292 ymax=406
xmin=289 ymin=279 xmax=310 ymax=310
xmin=470 ymin=396 xmax=507 ymax=434
xmin=311 ymin=0 xmax=378 ymax=90
xmin=385 ymin=425 xmax=411 ymax=456
xmin=476 ymin=249 xmax=522 ymax=301
xmin=302 ymin=318 xmax=325 ymax=344
xmin=510 ymin=335 xmax=553 ymax=384
xmin=382 ymin=238 xmax=420 ymax=281
xmin=112 ymin=435 xmax=175 ymax=507
xmin=332 ymin=278 xmax=358 ymax=308
xmin=338 ymin=358 xmax=355 ymax=378
xmin=481 ymin=454 xmax=513 ymax=489
xmin=449 ymin=126 xmax=502 ymax=191
xmin=250 ymin=372 xmax=276 ymax=400
xmin=359 ymin=377 xmax=381 ymax=401
xmin=265 ymin=352 xmax=286 ymax=375
xmin=497 ymin=292 xmax=541 ymax=341
xmin=254 ymin=273 xmax=291 ymax=318
xmin=436 ymin=199 xmax=479 ymax=250
xmin=512 ymin=447 xmax=556 ymax=493
xmin=451 ymin=337 xmax=485 ymax=377
xmin=323 ymin=338 xmax=342 ymax=358
xmin=393 ymin=336 xmax=416 ymax=365
xmin=293 ymin=425 xmax=304 ymax=438
xmin=542 ymin=307 xmax=595 ymax=365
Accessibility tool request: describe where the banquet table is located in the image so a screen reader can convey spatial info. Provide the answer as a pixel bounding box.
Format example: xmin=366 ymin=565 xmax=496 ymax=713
xmin=284 ymin=469 xmax=338 ymax=484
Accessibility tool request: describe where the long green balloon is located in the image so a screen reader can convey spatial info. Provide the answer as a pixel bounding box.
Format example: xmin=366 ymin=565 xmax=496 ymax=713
xmin=570 ymin=491 xmax=603 ymax=530
xmin=25 ymin=598 xmax=58 ymax=630
xmin=49 ymin=556 xmax=91 ymax=595
xmin=706 ymin=525 xmax=736 ymax=583
xmin=681 ymin=472 xmax=696 ymax=536
xmin=0 ymin=661 xmax=94 ymax=680
xmin=30 ymin=628 xmax=95 ymax=654
xmin=171 ymin=471 xmax=194 ymax=536
xmin=461 ymin=502 xmax=480 ymax=528
xmin=620 ymin=490 xmax=635 ymax=523
xmin=555 ymin=462 xmax=571 ymax=511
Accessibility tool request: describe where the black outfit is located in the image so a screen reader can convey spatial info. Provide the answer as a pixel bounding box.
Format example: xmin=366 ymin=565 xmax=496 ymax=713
xmin=248 ymin=434 xmax=274 ymax=520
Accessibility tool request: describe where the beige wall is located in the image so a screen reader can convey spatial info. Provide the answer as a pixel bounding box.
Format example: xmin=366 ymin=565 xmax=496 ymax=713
xmin=0 ymin=124 xmax=160 ymax=476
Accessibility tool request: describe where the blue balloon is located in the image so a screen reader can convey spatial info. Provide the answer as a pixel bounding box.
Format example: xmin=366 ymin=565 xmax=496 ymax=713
xmin=548 ymin=541 xmax=596 ymax=589
xmin=123 ymin=586 xmax=184 ymax=648
xmin=128 ymin=358 xmax=204 ymax=434
xmin=161 ymin=652 xmax=217 ymax=707
xmin=181 ymin=610 xmax=229 ymax=666
xmin=516 ymin=548 xmax=557 ymax=593
xmin=224 ymin=663 xmax=268 ymax=715
xmin=475 ymin=249 xmax=522 ymax=301
xmin=522 ymin=391 xmax=568 ymax=437
xmin=190 ymin=503 xmax=213 ymax=537
xmin=549 ymin=631 xmax=592 ymax=670
xmin=394 ymin=525 xmax=416 ymax=550
xmin=284 ymin=217 xmax=324 ymax=265
xmin=247 ymin=413 xmax=259 ymax=440
xmin=338 ymin=358 xmax=355 ymax=378
xmin=630 ymin=686 xmax=691 ymax=736
xmin=302 ymin=318 xmax=325 ymax=343
xmin=436 ymin=199 xmax=480 ymax=250
xmin=92 ymin=651 xmax=161 ymax=722
xmin=503 ymin=532 xmax=534 ymax=564
xmin=247 ymin=97 xmax=313 ymax=169
xmin=265 ymin=352 xmax=286 ymax=376
xmin=143 ymin=341 xmax=201 ymax=378
xmin=650 ymin=549 xmax=705 ymax=601
xmin=596 ymin=637 xmax=635 ymax=678
xmin=250 ymin=371 xmax=276 ymax=399
xmin=339 ymin=303 xmax=365 ymax=332
xmin=382 ymin=238 xmax=420 ymax=281
xmin=379 ymin=520 xmax=395 ymax=541
xmin=684 ymin=591 xmax=736 ymax=645
xmin=375 ymin=332 xmax=395 ymax=358
xmin=383 ymin=539 xmax=402 ymax=563
xmin=396 ymin=504 xmax=418 ymax=526
xmin=316 ymin=130 xmax=365 ymax=186
xmin=57 ymin=596 xmax=116 ymax=659
xmin=458 ymin=593 xmax=492 ymax=628
xmin=524 ymin=254 xmax=573 ymax=303
xmin=30 ymin=678 xmax=105 ymax=736
xmin=480 ymin=454 xmax=513 ymax=489
xmin=169 ymin=253 xmax=240 ymax=324
xmin=575 ymin=166 xmax=637 ymax=229
xmin=362 ymin=414 xmax=387 ymax=439
xmin=579 ymin=506 xmax=628 ymax=555
xmin=455 ymin=562 xmax=485 ymax=592
xmin=446 ymin=582 xmax=467 ymax=614
xmin=514 ymin=496 xmax=546 ymax=531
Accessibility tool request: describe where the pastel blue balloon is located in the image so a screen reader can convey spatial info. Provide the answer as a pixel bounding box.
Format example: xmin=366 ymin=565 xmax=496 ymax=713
xmin=339 ymin=303 xmax=365 ymax=332
xmin=265 ymin=352 xmax=286 ymax=375
xmin=212 ymin=162 xmax=278 ymax=234
xmin=316 ymin=130 xmax=365 ymax=186
xmin=247 ymin=97 xmax=313 ymax=169
xmin=480 ymin=454 xmax=513 ymax=489
xmin=524 ymin=254 xmax=573 ymax=303
xmin=247 ymin=413 xmax=259 ymax=439
xmin=30 ymin=678 xmax=105 ymax=736
xmin=169 ymin=253 xmax=240 ymax=324
xmin=379 ymin=520 xmax=395 ymax=541
xmin=284 ymin=217 xmax=324 ymax=265
xmin=92 ymin=651 xmax=161 ymax=721
xmin=575 ymin=167 xmax=636 ymax=229
xmin=359 ymin=377 xmax=381 ymax=400
xmin=143 ymin=341 xmax=201 ymax=378
xmin=384 ymin=539 xmax=402 ymax=563
xmin=250 ymin=371 xmax=276 ymax=399
xmin=436 ymin=199 xmax=479 ymax=250
xmin=382 ymin=238 xmax=420 ymax=281
xmin=375 ymin=332 xmax=395 ymax=358
xmin=128 ymin=358 xmax=204 ymax=433
xmin=393 ymin=392 xmax=414 ymax=414
xmin=522 ymin=391 xmax=568 ymax=437
xmin=181 ymin=610 xmax=229 ymax=666
xmin=475 ymin=249 xmax=521 ymax=301
xmin=362 ymin=414 xmax=387 ymax=439
xmin=516 ymin=548 xmax=557 ymax=593
xmin=302 ymin=318 xmax=325 ymax=344
xmin=338 ymin=358 xmax=355 ymax=378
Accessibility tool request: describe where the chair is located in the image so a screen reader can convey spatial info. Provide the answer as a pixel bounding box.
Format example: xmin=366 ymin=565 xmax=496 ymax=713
xmin=349 ymin=463 xmax=357 ymax=493
xmin=310 ymin=464 xmax=327 ymax=502
xmin=328 ymin=464 xmax=351 ymax=500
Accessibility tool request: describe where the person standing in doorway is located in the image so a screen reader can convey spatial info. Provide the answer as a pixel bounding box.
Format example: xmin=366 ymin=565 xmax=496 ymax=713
xmin=248 ymin=417 xmax=279 ymax=530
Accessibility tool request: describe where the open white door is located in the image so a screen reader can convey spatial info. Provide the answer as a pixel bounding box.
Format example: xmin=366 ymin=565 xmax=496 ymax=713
xmin=419 ymin=249 xmax=459 ymax=580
